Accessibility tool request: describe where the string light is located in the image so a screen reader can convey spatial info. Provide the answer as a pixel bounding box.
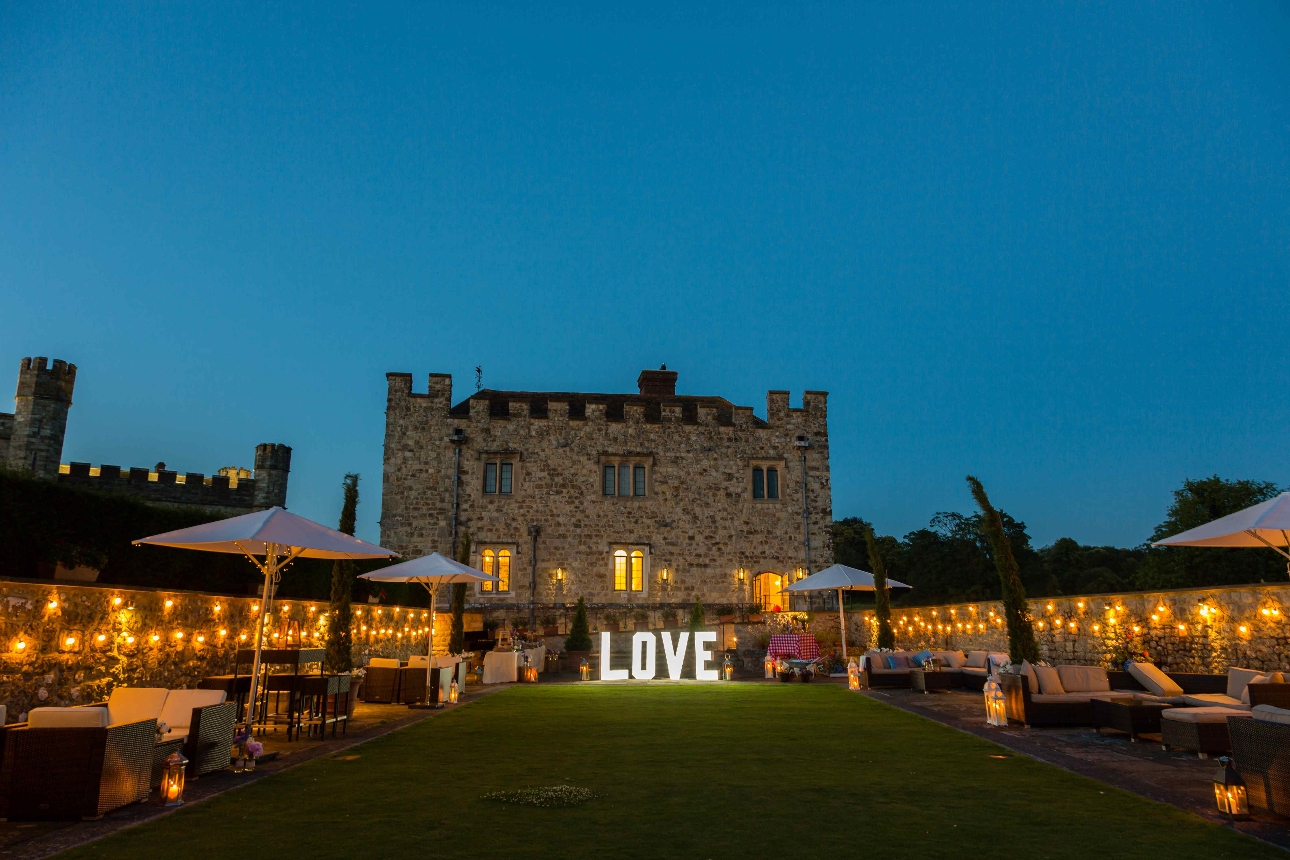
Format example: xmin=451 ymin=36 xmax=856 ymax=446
xmin=47 ymin=600 xmax=58 ymax=610
xmin=97 ymin=634 xmax=107 ymax=642
xmin=113 ymin=597 xmax=123 ymax=606
xmin=126 ymin=635 xmax=135 ymax=644
xmin=164 ymin=599 xmax=173 ymax=608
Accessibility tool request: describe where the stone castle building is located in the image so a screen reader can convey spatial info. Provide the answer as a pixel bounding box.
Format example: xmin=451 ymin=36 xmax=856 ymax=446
xmin=380 ymin=368 xmax=833 ymax=616
xmin=0 ymin=356 xmax=291 ymax=514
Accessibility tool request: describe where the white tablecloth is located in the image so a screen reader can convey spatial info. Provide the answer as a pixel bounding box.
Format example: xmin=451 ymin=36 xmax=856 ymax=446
xmin=482 ymin=647 xmax=547 ymax=684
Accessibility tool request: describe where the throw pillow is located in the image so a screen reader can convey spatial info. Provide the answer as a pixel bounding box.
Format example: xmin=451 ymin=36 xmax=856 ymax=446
xmin=965 ymin=650 xmax=988 ymax=669
xmin=911 ymin=649 xmax=933 ymax=667
xmin=1242 ymin=673 xmax=1272 ymax=705
xmin=884 ymin=655 xmax=903 ymax=670
xmin=1227 ymin=667 xmax=1265 ymax=701
xmin=1033 ymin=664 xmax=1066 ymax=695
xmin=1019 ymin=660 xmax=1040 ymax=694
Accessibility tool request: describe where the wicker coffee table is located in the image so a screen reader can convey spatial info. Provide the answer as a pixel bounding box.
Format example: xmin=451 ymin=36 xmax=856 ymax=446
xmin=1090 ymin=698 xmax=1169 ymax=741
xmin=911 ymin=669 xmax=953 ymax=694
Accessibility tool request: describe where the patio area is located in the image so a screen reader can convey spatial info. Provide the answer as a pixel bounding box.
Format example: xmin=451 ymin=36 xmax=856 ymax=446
xmin=27 ymin=683 xmax=1285 ymax=859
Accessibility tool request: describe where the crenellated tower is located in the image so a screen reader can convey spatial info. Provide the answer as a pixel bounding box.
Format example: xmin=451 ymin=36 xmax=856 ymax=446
xmin=5 ymin=357 xmax=76 ymax=479
xmin=252 ymin=443 xmax=292 ymax=510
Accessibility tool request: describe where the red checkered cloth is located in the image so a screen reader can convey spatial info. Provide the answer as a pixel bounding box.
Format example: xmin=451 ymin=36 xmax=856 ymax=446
xmin=795 ymin=633 xmax=820 ymax=661
xmin=766 ymin=633 xmax=821 ymax=661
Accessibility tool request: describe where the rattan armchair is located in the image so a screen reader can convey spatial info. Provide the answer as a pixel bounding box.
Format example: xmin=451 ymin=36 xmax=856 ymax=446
xmin=1230 ymin=715 xmax=1290 ymax=815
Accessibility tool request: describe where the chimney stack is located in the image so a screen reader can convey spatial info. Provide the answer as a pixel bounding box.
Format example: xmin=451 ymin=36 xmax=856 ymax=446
xmin=637 ymin=367 xmax=678 ymax=397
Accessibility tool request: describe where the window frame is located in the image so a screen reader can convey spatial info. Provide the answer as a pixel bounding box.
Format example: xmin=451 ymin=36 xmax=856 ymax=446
xmin=749 ymin=459 xmax=785 ymax=502
xmin=478 ymin=452 xmax=520 ymax=497
xmin=599 ymin=455 xmax=653 ymax=499
xmin=610 ymin=544 xmax=649 ymax=594
xmin=476 ymin=545 xmax=517 ymax=595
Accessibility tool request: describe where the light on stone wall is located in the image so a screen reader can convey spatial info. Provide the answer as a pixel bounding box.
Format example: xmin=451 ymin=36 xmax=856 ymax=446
xmin=196 ymin=635 xmax=205 ymax=643
xmin=214 ymin=603 xmax=221 ymax=613
xmin=113 ymin=597 xmax=123 ymax=607
xmin=1092 ymin=624 xmax=1100 ymax=632
xmin=1177 ymin=623 xmax=1186 ymax=634
xmin=1239 ymin=624 xmax=1249 ymax=635
xmin=97 ymin=634 xmax=106 ymax=643
xmin=47 ymin=600 xmax=58 ymax=610
xmin=164 ymin=599 xmax=173 ymax=608
xmin=151 ymin=634 xmax=160 ymax=642
xmin=219 ymin=629 xmax=227 ymax=637
xmin=14 ymin=640 xmax=26 ymax=652
xmin=126 ymin=635 xmax=135 ymax=644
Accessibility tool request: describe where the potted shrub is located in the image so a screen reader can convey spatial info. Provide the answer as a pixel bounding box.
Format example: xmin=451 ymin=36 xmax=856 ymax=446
xmin=602 ymin=610 xmax=621 ymax=633
xmin=483 ymin=617 xmax=501 ymax=645
xmin=718 ymin=605 xmax=737 ymax=623
xmin=541 ymin=614 xmax=559 ymax=637
xmin=564 ymin=597 xmax=593 ymax=672
xmin=632 ymin=609 xmax=650 ymax=631
xmin=661 ymin=608 xmax=679 ymax=629
xmin=746 ymin=604 xmax=764 ymax=623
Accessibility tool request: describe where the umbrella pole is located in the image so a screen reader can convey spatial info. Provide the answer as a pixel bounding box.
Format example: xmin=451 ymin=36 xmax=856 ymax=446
xmin=838 ymin=587 xmax=847 ymax=660
xmin=245 ymin=543 xmax=278 ymax=731
xmin=424 ymin=582 xmax=437 ymax=704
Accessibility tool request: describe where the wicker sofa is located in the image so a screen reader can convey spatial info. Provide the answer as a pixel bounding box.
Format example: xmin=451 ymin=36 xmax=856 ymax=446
xmin=863 ymin=650 xmax=1007 ymax=689
xmin=1230 ymin=705 xmax=1290 ymax=814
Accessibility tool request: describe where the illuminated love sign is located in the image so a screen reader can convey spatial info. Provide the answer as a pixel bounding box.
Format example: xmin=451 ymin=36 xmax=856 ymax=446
xmin=599 ymin=631 xmax=720 ymax=681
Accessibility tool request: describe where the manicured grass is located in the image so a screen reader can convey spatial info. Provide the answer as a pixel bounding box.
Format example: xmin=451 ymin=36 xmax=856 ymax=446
xmin=64 ymin=685 xmax=1275 ymax=859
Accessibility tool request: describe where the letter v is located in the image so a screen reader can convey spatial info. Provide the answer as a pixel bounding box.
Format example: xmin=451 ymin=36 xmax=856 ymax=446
xmin=660 ymin=631 xmax=689 ymax=679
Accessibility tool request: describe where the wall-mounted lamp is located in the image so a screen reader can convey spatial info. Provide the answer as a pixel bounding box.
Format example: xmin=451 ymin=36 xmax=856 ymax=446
xmin=553 ymin=568 xmax=565 ymax=582
xmin=736 ymin=568 xmax=747 ymax=583
xmin=660 ymin=568 xmax=670 ymax=583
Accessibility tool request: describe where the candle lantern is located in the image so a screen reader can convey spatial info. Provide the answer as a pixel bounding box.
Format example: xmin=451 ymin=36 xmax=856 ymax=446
xmin=722 ymin=655 xmax=734 ymax=681
xmin=764 ymin=653 xmax=775 ymax=679
xmin=521 ymin=653 xmax=538 ymax=682
xmin=160 ymin=751 xmax=188 ymax=806
xmin=984 ymin=678 xmax=1007 ymax=727
xmin=1213 ymin=757 xmax=1250 ymax=819
xmin=847 ymin=658 xmax=861 ymax=691
xmin=579 ymin=658 xmax=591 ymax=681
xmin=449 ymin=677 xmax=459 ymax=704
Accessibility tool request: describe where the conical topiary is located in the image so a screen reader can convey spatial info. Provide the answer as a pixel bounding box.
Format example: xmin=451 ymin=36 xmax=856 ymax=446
xmin=564 ymin=596 xmax=592 ymax=652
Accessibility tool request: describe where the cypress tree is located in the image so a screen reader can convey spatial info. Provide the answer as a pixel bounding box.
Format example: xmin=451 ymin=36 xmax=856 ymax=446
xmin=450 ymin=531 xmax=471 ymax=654
xmin=967 ymin=475 xmax=1040 ymax=664
xmin=564 ymin=596 xmax=592 ymax=652
xmin=688 ymin=598 xmax=705 ymax=631
xmin=864 ymin=526 xmax=896 ymax=650
xmin=325 ymin=474 xmax=360 ymax=673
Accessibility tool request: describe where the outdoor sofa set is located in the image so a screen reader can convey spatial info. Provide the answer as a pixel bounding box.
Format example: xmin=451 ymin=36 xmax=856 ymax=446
xmin=361 ymin=655 xmax=469 ymax=706
xmin=0 ymin=687 xmax=235 ymax=821
xmin=863 ymin=649 xmax=1009 ymax=689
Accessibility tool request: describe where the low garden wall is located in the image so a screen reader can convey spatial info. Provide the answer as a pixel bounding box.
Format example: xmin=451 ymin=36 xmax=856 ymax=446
xmin=802 ymin=581 xmax=1290 ymax=674
xmin=0 ymin=577 xmax=457 ymax=722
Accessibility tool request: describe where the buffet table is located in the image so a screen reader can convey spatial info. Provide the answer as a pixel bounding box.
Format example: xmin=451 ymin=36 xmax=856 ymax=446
xmin=482 ymin=646 xmax=547 ymax=684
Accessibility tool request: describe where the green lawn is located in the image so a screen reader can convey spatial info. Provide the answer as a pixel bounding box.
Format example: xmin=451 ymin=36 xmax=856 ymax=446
xmin=64 ymin=685 xmax=1276 ymax=859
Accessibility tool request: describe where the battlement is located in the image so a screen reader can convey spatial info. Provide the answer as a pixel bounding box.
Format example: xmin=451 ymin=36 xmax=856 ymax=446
xmin=16 ymin=357 xmax=76 ymax=403
xmin=254 ymin=442 xmax=292 ymax=472
xmin=58 ymin=462 xmax=260 ymax=513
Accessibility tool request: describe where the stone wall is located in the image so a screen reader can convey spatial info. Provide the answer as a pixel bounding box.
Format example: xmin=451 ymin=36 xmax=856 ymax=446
xmin=381 ymin=370 xmax=833 ymax=611
xmin=819 ymin=582 xmax=1290 ymax=674
xmin=0 ymin=578 xmax=457 ymax=723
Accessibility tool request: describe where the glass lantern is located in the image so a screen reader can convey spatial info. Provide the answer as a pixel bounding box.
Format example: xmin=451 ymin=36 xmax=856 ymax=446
xmin=579 ymin=658 xmax=591 ymax=680
xmin=160 ymin=751 xmax=188 ymax=806
xmin=764 ymin=653 xmax=775 ymax=679
xmin=722 ymin=655 xmax=734 ymax=680
xmin=847 ymin=657 xmax=861 ymax=691
xmin=1214 ymin=757 xmax=1250 ymax=819
xmin=984 ymin=678 xmax=1007 ymax=727
xmin=449 ymin=677 xmax=459 ymax=704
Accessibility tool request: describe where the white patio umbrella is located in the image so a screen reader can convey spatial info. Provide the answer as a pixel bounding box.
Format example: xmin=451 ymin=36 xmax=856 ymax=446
xmin=1152 ymin=491 xmax=1290 ymax=576
xmin=359 ymin=552 xmax=499 ymax=700
xmin=133 ymin=506 xmax=397 ymax=727
xmin=784 ymin=564 xmax=911 ymax=658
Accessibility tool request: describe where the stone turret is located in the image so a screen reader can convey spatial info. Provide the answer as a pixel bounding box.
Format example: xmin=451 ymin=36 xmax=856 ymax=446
xmin=252 ymin=443 xmax=292 ymax=510
xmin=6 ymin=357 xmax=76 ymax=479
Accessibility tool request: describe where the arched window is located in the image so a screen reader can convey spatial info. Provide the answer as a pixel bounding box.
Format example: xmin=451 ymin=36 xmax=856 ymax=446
xmin=751 ymin=463 xmax=781 ymax=500
xmin=480 ymin=549 xmax=495 ymax=592
xmin=630 ymin=550 xmax=644 ymax=591
xmin=496 ymin=550 xmax=511 ymax=592
xmin=614 ymin=550 xmax=628 ymax=591
xmin=752 ymin=467 xmax=765 ymax=499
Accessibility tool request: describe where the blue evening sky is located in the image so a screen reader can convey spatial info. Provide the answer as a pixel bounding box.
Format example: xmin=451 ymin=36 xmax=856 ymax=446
xmin=2 ymin=3 xmax=1288 ymax=547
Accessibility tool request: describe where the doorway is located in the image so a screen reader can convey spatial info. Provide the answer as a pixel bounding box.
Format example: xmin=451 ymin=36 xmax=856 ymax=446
xmin=753 ymin=571 xmax=785 ymax=612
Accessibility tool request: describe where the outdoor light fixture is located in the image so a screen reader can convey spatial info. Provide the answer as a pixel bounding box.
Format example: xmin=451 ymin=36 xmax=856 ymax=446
xmin=554 ymin=568 xmax=565 ymax=582
xmin=1213 ymin=757 xmax=1250 ymax=820
xmin=984 ymin=678 xmax=1007 ymax=727
xmin=722 ymin=654 xmax=734 ymax=681
xmin=659 ymin=568 xmax=669 ymax=582
xmin=847 ymin=658 xmax=861 ymax=691
xmin=160 ymin=751 xmax=188 ymax=806
xmin=522 ymin=653 xmax=538 ymax=682
xmin=736 ymin=568 xmax=746 ymax=583
xmin=449 ymin=677 xmax=459 ymax=704
xmin=765 ymin=653 xmax=776 ymax=679
xmin=579 ymin=658 xmax=591 ymax=681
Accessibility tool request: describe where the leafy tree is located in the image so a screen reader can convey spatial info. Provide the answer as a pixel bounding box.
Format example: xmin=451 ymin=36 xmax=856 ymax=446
xmin=1137 ymin=476 xmax=1284 ymax=589
xmin=450 ymin=531 xmax=471 ymax=654
xmin=564 ymin=596 xmax=592 ymax=651
xmin=325 ymin=474 xmax=360 ymax=673
xmin=967 ymin=476 xmax=1039 ymax=664
xmin=864 ymin=525 xmax=895 ymax=650
xmin=688 ymin=598 xmax=705 ymax=631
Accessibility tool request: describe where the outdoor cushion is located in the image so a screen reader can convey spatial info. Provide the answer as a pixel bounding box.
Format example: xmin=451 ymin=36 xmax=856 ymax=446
xmin=1126 ymin=661 xmax=1183 ymax=698
xmin=1227 ymin=667 xmax=1264 ymax=701
xmin=1029 ymin=693 xmax=1133 ymax=704
xmin=28 ymin=707 xmax=109 ymax=728
xmin=1163 ymin=706 xmax=1253 ymax=725
xmin=1128 ymin=693 xmax=1187 ymax=705
xmin=1241 ymin=675 xmax=1273 ymax=705
xmin=965 ymin=651 xmax=988 ymax=669
xmin=407 ymin=655 xmax=430 ymax=667
xmin=1182 ymin=694 xmax=1248 ymax=710
xmin=1019 ymin=661 xmax=1039 ymax=694
xmin=1252 ymin=705 xmax=1290 ymax=726
xmin=933 ymin=651 xmax=966 ymax=669
xmin=911 ymin=650 xmax=933 ymax=667
xmin=959 ymin=667 xmax=988 ymax=677
xmin=160 ymin=689 xmax=226 ymax=733
xmin=1057 ymin=665 xmax=1110 ymax=693
xmin=106 ymin=687 xmax=169 ymax=726
xmin=369 ymin=657 xmax=400 ymax=669
xmin=1034 ymin=665 xmax=1065 ymax=695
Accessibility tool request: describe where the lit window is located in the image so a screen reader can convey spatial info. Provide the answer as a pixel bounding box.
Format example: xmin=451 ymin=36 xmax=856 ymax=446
xmin=614 ymin=550 xmax=627 ymax=590
xmin=631 ymin=550 xmax=644 ymax=591
xmin=479 ymin=549 xmax=512 ymax=593
xmin=603 ymin=464 xmax=616 ymax=496
xmin=613 ymin=549 xmax=645 ymax=592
